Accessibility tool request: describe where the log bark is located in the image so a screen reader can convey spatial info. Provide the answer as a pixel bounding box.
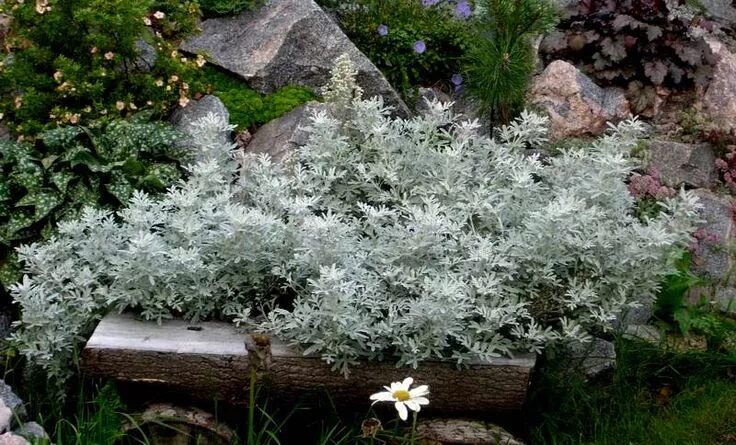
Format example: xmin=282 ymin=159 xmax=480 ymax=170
xmin=82 ymin=313 xmax=535 ymax=413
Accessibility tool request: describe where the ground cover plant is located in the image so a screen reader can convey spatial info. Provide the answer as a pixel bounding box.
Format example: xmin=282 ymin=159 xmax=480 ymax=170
xmin=539 ymin=0 xmax=718 ymax=114
xmin=9 ymin=57 xmax=701 ymax=389
xmin=0 ymin=0 xmax=204 ymax=136
xmin=198 ymin=0 xmax=261 ymax=17
xmin=0 ymin=113 xmax=187 ymax=303
xmin=203 ymin=66 xmax=317 ymax=132
xmin=317 ymin=0 xmax=472 ymax=98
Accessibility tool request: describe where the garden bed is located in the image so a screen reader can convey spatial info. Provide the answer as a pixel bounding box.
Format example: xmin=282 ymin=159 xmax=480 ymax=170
xmin=81 ymin=313 xmax=536 ymax=413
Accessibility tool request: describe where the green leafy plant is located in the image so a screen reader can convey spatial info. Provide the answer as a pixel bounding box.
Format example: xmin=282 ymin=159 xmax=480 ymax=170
xmin=464 ymin=0 xmax=557 ymax=124
xmin=318 ymin=0 xmax=471 ymax=97
xmin=203 ymin=66 xmax=316 ymax=131
xmin=654 ymin=252 xmax=702 ymax=335
xmin=0 ymin=113 xmax=187 ymax=294
xmin=0 ymin=0 xmax=204 ymax=136
xmin=653 ymin=252 xmax=736 ymax=350
xmin=539 ymin=0 xmax=717 ymax=114
xmin=530 ymin=339 xmax=736 ymax=444
xmin=198 ymin=0 xmax=261 ymax=17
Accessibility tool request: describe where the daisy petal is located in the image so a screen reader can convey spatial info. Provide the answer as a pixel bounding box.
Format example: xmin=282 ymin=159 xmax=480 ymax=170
xmin=405 ymin=400 xmax=421 ymax=412
xmin=413 ymin=396 xmax=430 ymax=406
xmin=402 ymin=377 xmax=414 ymax=388
xmin=370 ymin=391 xmax=395 ymax=402
xmin=395 ymin=401 xmax=408 ymax=421
xmin=409 ymin=385 xmax=429 ymax=397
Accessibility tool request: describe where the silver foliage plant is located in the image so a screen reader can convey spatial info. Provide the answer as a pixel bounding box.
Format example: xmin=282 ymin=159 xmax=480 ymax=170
xmin=12 ymin=55 xmax=700 ymax=382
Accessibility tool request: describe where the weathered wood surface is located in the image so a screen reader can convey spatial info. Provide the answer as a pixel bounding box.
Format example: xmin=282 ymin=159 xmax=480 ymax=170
xmin=82 ymin=313 xmax=536 ymax=413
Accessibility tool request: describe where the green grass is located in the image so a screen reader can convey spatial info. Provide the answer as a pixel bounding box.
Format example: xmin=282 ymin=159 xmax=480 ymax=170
xmin=41 ymin=383 xmax=129 ymax=445
xmin=203 ymin=66 xmax=317 ymax=132
xmin=14 ymin=326 xmax=736 ymax=444
xmin=528 ymin=339 xmax=736 ymax=445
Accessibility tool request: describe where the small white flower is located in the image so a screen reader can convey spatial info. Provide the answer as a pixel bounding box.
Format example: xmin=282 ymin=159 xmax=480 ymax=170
xmin=153 ymin=11 xmax=165 ymax=19
xmin=369 ymin=377 xmax=429 ymax=421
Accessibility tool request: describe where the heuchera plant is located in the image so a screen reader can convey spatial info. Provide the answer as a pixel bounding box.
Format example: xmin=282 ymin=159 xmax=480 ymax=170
xmin=11 ymin=56 xmax=699 ymax=387
xmin=539 ymin=0 xmax=718 ymax=114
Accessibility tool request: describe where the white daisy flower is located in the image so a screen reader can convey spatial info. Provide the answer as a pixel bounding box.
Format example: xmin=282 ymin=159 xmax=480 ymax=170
xmin=369 ymin=377 xmax=429 ymax=421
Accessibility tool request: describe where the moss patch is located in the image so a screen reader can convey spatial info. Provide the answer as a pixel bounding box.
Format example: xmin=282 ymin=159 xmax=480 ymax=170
xmin=203 ymin=66 xmax=317 ymax=131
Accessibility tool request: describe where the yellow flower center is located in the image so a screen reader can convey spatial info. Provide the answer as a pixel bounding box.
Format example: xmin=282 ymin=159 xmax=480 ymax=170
xmin=392 ymin=389 xmax=411 ymax=402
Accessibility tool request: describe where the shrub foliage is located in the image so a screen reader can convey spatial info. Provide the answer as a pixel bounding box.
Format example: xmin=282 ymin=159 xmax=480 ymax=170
xmin=0 ymin=0 xmax=203 ymax=136
xmin=11 ymin=57 xmax=699 ymax=383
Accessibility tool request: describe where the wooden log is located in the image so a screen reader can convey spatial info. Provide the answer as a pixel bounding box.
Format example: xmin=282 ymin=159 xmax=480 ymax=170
xmin=82 ymin=313 xmax=536 ymax=413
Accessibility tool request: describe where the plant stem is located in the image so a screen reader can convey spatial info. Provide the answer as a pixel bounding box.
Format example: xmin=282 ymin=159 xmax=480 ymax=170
xmin=410 ymin=411 xmax=417 ymax=445
xmin=247 ymin=367 xmax=256 ymax=444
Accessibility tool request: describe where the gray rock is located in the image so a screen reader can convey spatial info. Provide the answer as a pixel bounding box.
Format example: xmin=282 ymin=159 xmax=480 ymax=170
xmin=708 ymin=287 xmax=736 ymax=313
xmin=245 ymin=101 xmax=327 ymax=163
xmin=550 ymin=0 xmax=580 ymax=19
xmin=170 ymin=95 xmax=231 ymax=145
xmin=700 ymin=0 xmax=736 ymax=28
xmin=0 ymin=14 xmax=9 ymax=44
xmin=0 ymin=382 xmax=25 ymax=422
xmin=648 ymin=140 xmax=717 ymax=188
xmin=623 ymin=324 xmax=662 ymax=344
xmin=14 ymin=422 xmax=48 ymax=442
xmin=0 ymin=124 xmax=10 ymax=142
xmin=614 ymin=302 xmax=654 ymax=329
xmin=568 ymin=338 xmax=616 ymax=379
xmin=691 ymin=189 xmax=735 ymax=281
xmin=0 ymin=401 xmax=10 ymax=434
xmin=181 ymin=0 xmax=409 ymax=117
xmin=416 ymin=419 xmax=525 ymax=445
xmin=0 ymin=433 xmax=29 ymax=445
xmin=415 ymin=87 xmax=452 ymax=116
xmin=703 ymin=39 xmax=736 ymax=133
xmin=450 ymin=92 xmax=492 ymax=135
xmin=132 ymin=38 xmax=157 ymax=72
xmin=529 ymin=60 xmax=630 ymax=141
xmin=0 ymin=311 xmax=12 ymax=340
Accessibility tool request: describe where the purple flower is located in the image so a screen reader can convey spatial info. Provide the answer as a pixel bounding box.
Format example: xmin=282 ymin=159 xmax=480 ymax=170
xmin=454 ymin=0 xmax=472 ymax=19
xmin=377 ymin=24 xmax=388 ymax=36
xmin=451 ymin=73 xmax=463 ymax=86
xmin=413 ymin=40 xmax=426 ymax=54
xmin=422 ymin=0 xmax=440 ymax=6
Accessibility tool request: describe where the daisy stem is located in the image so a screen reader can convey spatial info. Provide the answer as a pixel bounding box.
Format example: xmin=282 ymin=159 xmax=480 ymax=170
xmin=247 ymin=367 xmax=256 ymax=444
xmin=410 ymin=411 xmax=417 ymax=445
